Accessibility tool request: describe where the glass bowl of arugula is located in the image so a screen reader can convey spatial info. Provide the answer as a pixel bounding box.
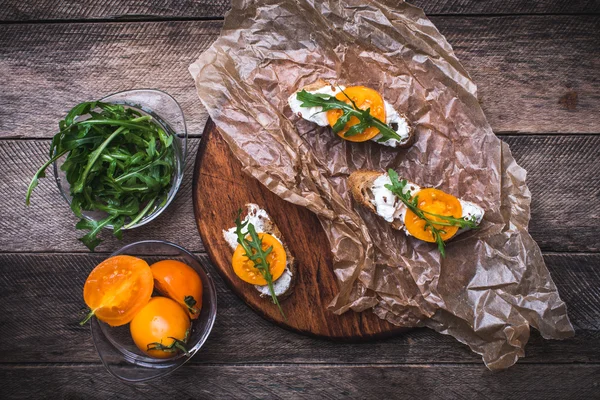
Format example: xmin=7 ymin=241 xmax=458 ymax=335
xmin=26 ymin=89 xmax=187 ymax=250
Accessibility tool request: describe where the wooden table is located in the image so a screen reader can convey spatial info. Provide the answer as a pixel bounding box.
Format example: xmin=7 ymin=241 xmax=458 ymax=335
xmin=1 ymin=1 xmax=598 ymax=398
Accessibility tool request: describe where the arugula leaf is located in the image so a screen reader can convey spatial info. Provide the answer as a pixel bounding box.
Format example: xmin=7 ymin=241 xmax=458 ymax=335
xmin=26 ymin=101 xmax=176 ymax=251
xmin=25 ymin=149 xmax=69 ymax=206
xmin=331 ymin=112 xmax=353 ymax=133
xmin=296 ymin=89 xmax=403 ymax=142
xmin=72 ymin=126 xmax=127 ymax=194
xmin=76 ymin=217 xmax=113 ymax=251
xmin=64 ymin=101 xmax=97 ymax=126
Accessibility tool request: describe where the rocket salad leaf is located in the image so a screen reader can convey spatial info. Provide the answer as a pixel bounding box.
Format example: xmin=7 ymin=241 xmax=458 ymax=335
xmin=26 ymin=101 xmax=176 ymax=251
xmin=295 ymin=89 xmax=402 ymax=142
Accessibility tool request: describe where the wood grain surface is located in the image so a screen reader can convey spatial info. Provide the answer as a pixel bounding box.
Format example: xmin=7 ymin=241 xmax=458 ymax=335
xmin=2 ymin=364 xmax=599 ymax=400
xmin=194 ymin=123 xmax=406 ymax=340
xmin=0 ymin=252 xmax=598 ymax=364
xmin=2 ymin=0 xmax=599 ymax=21
xmin=1 ymin=16 xmax=599 ymax=140
xmin=1 ymin=0 xmax=599 ymax=398
xmin=4 ymin=135 xmax=598 ymax=253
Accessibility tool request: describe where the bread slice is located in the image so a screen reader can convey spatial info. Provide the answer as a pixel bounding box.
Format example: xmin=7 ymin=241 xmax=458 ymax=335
xmin=348 ymin=170 xmax=381 ymax=214
xmin=290 ymin=80 xmax=415 ymax=149
xmin=302 ymin=78 xmax=332 ymax=92
xmin=349 ymin=170 xmax=404 ymax=230
xmin=349 ymin=170 xmax=484 ymax=235
xmin=222 ymin=203 xmax=297 ymax=299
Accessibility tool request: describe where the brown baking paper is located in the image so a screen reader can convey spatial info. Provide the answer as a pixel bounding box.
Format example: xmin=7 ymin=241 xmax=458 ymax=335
xmin=189 ymin=0 xmax=574 ymax=369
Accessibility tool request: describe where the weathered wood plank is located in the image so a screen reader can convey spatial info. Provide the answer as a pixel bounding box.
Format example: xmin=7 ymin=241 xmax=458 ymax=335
xmin=0 ymin=138 xmax=205 ymax=253
xmin=0 ymin=21 xmax=221 ymax=140
xmin=2 ymin=0 xmax=599 ymax=22
xmin=0 ymin=17 xmax=598 ymax=139
xmin=502 ymin=135 xmax=600 ymax=252
xmin=0 ymin=252 xmax=597 ymax=364
xmin=0 ymin=0 xmax=230 ymax=21
xmin=2 ymin=135 xmax=598 ymax=253
xmin=0 ymin=363 xmax=598 ymax=400
xmin=435 ymin=16 xmax=600 ymax=134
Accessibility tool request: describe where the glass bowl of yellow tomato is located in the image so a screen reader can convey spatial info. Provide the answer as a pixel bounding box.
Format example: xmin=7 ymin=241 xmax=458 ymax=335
xmin=88 ymin=240 xmax=217 ymax=383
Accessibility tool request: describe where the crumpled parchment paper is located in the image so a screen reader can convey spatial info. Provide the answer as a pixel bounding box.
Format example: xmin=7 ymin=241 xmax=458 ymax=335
xmin=189 ymin=0 xmax=574 ymax=369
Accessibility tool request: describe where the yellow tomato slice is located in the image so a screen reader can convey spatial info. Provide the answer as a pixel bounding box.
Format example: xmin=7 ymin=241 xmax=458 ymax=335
xmin=231 ymin=233 xmax=286 ymax=285
xmin=404 ymin=188 xmax=462 ymax=242
xmin=82 ymin=255 xmax=153 ymax=327
xmin=326 ymin=86 xmax=386 ymax=142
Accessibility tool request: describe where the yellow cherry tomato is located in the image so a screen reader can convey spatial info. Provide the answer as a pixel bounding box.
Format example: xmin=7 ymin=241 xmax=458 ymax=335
xmin=130 ymin=297 xmax=191 ymax=359
xmin=150 ymin=260 xmax=203 ymax=320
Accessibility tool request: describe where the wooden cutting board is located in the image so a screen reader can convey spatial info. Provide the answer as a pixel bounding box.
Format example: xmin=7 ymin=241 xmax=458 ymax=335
xmin=193 ymin=120 xmax=407 ymax=340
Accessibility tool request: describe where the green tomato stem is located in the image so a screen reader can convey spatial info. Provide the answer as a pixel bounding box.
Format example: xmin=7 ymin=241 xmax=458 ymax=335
xmin=79 ymin=309 xmax=96 ymax=326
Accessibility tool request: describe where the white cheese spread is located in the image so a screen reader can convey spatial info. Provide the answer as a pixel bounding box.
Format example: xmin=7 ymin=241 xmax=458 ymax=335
xmin=287 ymin=85 xmax=345 ymax=127
xmin=373 ymin=102 xmax=411 ymax=147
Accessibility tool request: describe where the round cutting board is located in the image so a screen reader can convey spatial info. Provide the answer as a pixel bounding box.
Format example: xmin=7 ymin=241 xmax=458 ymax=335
xmin=193 ymin=120 xmax=407 ymax=340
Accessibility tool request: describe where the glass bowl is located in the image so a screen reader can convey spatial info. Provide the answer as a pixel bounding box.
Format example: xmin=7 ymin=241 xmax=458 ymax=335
xmin=53 ymin=89 xmax=188 ymax=230
xmin=90 ymin=240 xmax=217 ymax=383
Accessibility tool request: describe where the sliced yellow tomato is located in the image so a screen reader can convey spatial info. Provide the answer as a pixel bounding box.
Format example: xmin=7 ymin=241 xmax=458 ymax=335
xmin=231 ymin=233 xmax=286 ymax=285
xmin=82 ymin=255 xmax=153 ymax=327
xmin=326 ymin=86 xmax=386 ymax=142
xmin=404 ymin=188 xmax=462 ymax=242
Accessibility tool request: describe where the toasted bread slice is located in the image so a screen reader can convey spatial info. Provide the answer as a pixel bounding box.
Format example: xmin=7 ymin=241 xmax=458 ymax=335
xmin=349 ymin=170 xmax=484 ymax=234
xmin=349 ymin=170 xmax=404 ymax=230
xmin=348 ymin=170 xmax=381 ymax=214
xmin=222 ymin=203 xmax=297 ymax=299
xmin=302 ymin=78 xmax=332 ymax=92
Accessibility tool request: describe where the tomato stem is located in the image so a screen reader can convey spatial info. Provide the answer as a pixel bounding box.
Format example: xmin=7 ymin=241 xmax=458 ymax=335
xmin=79 ymin=308 xmax=96 ymax=326
xmin=147 ymin=330 xmax=190 ymax=356
xmin=173 ymin=340 xmax=190 ymax=356
xmin=184 ymin=295 xmax=200 ymax=315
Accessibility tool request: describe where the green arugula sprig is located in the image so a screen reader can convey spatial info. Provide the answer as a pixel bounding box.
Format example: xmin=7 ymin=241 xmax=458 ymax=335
xmin=26 ymin=101 xmax=175 ymax=251
xmin=234 ymin=210 xmax=285 ymax=319
xmin=384 ymin=169 xmax=479 ymax=257
xmin=296 ymin=89 xmax=402 ymax=142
